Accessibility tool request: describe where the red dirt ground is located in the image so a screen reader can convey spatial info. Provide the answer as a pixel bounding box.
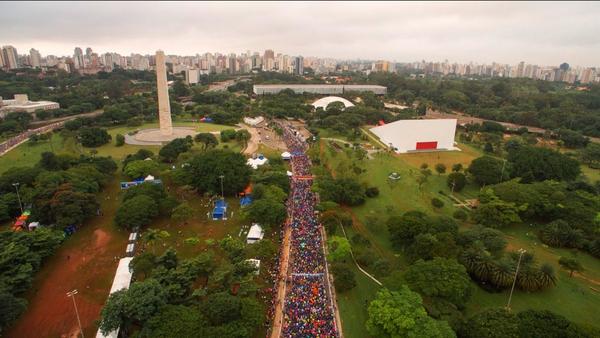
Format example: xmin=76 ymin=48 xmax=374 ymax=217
xmin=6 ymin=182 xmax=129 ymax=338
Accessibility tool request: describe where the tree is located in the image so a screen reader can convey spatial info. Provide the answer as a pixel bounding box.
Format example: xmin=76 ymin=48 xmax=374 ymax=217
xmin=473 ymin=191 xmax=522 ymax=228
xmin=220 ymin=129 xmax=237 ymax=142
xmin=387 ymin=212 xmax=429 ymax=249
xmin=201 ymin=292 xmax=242 ymax=325
xmin=558 ymin=257 xmax=583 ymax=277
xmin=580 ymin=142 xmax=600 ymax=167
xmin=175 ymin=150 xmax=251 ymax=196
xmin=48 ymin=184 xmax=99 ymax=227
xmin=516 ymin=309 xmax=587 ymax=338
xmin=461 ymin=308 xmax=518 ymax=338
xmin=244 ymin=198 xmax=286 ymax=228
xmin=447 ymin=172 xmax=466 ymax=192
xmin=451 ymin=163 xmax=463 ymax=172
xmin=468 ymin=156 xmax=507 ymax=186
xmin=540 ymin=220 xmax=583 ymax=248
xmin=0 ymin=292 xmax=27 ymax=333
xmin=435 ymin=163 xmax=447 ymax=175
xmin=171 ymin=202 xmax=193 ymax=225
xmin=507 ymin=146 xmax=580 ymax=182
xmin=431 ymin=198 xmax=444 ymax=208
xmin=139 ymin=305 xmax=206 ymax=338
xmin=404 ymin=258 xmax=473 ymax=308
xmin=331 ymin=263 xmax=357 ymax=292
xmin=142 ymin=229 xmax=171 ymax=254
xmin=235 ymin=129 xmax=251 ymax=148
xmin=124 ymin=159 xmax=159 ymax=179
xmin=317 ymin=176 xmax=366 ymax=206
xmin=194 ymin=133 xmax=218 ymax=150
xmin=115 ymin=195 xmax=159 ymax=230
xmin=79 ymin=127 xmax=111 ymax=147
xmin=366 ymin=287 xmax=455 ymax=338
xmin=159 ymin=137 xmax=194 ymax=163
xmin=115 ymin=133 xmax=125 ymax=146
xmin=172 ymin=79 xmax=190 ymax=97
xmin=130 ymin=252 xmax=157 ymax=279
xmin=327 ymin=236 xmax=352 ymax=262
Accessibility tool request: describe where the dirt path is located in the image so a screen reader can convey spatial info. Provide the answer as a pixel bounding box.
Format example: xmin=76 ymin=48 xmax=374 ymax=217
xmin=270 ymin=223 xmax=292 ymax=338
xmin=5 ymin=180 xmax=129 ymax=338
xmin=242 ymin=125 xmax=260 ymax=155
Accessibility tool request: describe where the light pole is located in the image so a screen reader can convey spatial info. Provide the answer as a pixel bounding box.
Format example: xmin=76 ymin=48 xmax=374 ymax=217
xmin=219 ymin=175 xmax=224 ymax=200
xmin=12 ymin=183 xmax=23 ymax=214
xmin=506 ymin=248 xmax=526 ymax=311
xmin=67 ymin=289 xmax=84 ymax=338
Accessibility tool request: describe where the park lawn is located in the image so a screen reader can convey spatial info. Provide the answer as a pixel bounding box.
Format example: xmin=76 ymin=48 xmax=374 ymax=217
xmin=0 ymin=133 xmax=64 ymax=173
xmin=581 ymin=165 xmax=600 ymax=183
xmin=464 ymin=224 xmax=600 ymax=329
xmin=336 ymin=262 xmax=381 ymax=338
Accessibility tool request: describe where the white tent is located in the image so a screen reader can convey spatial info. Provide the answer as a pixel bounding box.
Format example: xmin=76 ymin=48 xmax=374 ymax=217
xmin=281 ymin=152 xmax=291 ymax=160
xmin=286 ymin=171 xmax=293 ymax=177
xmin=246 ymin=223 xmax=264 ymax=244
xmin=247 ymin=157 xmax=268 ymax=169
xmin=96 ymin=257 xmax=133 ymax=338
xmin=246 ymin=258 xmax=261 ymax=275
xmin=144 ymin=175 xmax=155 ymax=181
xmin=28 ymin=222 xmax=40 ymax=230
xmin=243 ymin=116 xmax=264 ymax=126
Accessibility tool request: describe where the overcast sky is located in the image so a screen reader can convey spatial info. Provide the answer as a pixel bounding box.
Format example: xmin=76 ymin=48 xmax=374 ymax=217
xmin=1 ymin=1 xmax=599 ymax=66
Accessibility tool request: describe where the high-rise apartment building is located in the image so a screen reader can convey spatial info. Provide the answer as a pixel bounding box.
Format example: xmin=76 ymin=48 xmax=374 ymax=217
xmin=73 ymin=47 xmax=84 ymax=69
xmin=294 ymin=56 xmax=304 ymax=75
xmin=29 ymin=48 xmax=42 ymax=68
xmin=2 ymin=46 xmax=19 ymax=69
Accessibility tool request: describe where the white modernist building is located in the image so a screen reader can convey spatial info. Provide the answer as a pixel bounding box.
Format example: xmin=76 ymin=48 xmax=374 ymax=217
xmin=253 ymin=84 xmax=387 ymax=95
xmin=0 ymin=94 xmax=59 ymax=117
xmin=370 ymin=119 xmax=458 ymax=153
xmin=312 ymin=96 xmax=355 ymax=110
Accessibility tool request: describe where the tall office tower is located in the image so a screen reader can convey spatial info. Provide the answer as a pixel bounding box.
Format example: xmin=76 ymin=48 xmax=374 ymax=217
xmin=228 ymin=54 xmax=237 ymax=74
xmin=294 ymin=56 xmax=304 ymax=75
xmin=0 ymin=49 xmax=4 ymax=68
xmin=263 ymin=49 xmax=275 ymax=71
xmin=517 ymin=61 xmax=525 ymax=78
xmin=29 ymin=48 xmax=42 ymax=68
xmin=73 ymin=47 xmax=84 ymax=69
xmin=155 ymin=50 xmax=173 ymax=136
xmin=2 ymin=46 xmax=19 ymax=69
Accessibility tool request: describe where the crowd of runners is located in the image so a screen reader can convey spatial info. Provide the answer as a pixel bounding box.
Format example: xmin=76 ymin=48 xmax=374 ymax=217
xmin=279 ymin=125 xmax=338 ymax=337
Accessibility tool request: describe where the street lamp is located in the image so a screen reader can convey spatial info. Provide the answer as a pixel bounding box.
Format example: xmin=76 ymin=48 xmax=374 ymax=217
xmin=506 ymin=248 xmax=526 ymax=311
xmin=219 ymin=175 xmax=225 ymax=200
xmin=67 ymin=289 xmax=84 ymax=338
xmin=12 ymin=183 xmax=23 ymax=214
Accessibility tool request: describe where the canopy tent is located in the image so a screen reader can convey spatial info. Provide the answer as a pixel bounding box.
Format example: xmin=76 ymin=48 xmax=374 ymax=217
xmin=246 ymin=223 xmax=264 ymax=244
xmin=247 ymin=156 xmax=268 ymax=169
xmin=281 ymin=152 xmax=292 ymax=160
xmin=240 ymin=184 xmax=252 ymax=196
xmin=144 ymin=175 xmax=155 ymax=181
xmin=286 ymin=171 xmax=293 ymax=177
xmin=200 ymin=116 xmax=214 ymax=123
xmin=28 ymin=222 xmax=40 ymax=231
xmin=243 ymin=116 xmax=264 ymax=126
xmin=240 ymin=195 xmax=253 ymax=207
xmin=212 ymin=199 xmax=228 ymax=220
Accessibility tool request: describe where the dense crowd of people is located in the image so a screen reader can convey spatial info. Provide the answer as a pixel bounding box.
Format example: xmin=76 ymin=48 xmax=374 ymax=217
xmin=279 ymin=124 xmax=338 ymax=337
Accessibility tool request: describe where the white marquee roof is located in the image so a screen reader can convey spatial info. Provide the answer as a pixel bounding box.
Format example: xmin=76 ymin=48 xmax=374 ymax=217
xmin=311 ymin=96 xmax=355 ymax=110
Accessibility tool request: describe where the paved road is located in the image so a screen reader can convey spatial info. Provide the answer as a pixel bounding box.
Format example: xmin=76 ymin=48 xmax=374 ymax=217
xmin=0 ymin=109 xmax=104 ymax=157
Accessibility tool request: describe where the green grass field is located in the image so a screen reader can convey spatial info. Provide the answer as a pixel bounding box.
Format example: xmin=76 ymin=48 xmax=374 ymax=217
xmin=316 ymin=138 xmax=600 ymax=335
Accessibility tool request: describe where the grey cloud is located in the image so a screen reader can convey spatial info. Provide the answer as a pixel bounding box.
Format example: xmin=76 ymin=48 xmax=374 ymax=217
xmin=0 ymin=1 xmax=599 ymax=66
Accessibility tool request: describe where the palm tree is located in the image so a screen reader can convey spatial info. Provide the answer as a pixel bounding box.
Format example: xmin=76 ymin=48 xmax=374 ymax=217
xmin=517 ymin=266 xmax=540 ymax=291
xmin=537 ymin=263 xmax=557 ymax=289
xmin=143 ymin=228 xmax=171 ymax=254
xmin=490 ymin=258 xmax=515 ymax=289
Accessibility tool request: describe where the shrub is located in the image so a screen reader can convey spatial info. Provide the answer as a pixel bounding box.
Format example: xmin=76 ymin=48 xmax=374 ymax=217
xmin=453 ymin=209 xmax=468 ymax=221
xmin=115 ymin=134 xmax=125 ymax=146
xmin=365 ymin=187 xmax=380 ymax=198
xmin=431 ymin=198 xmax=444 ymax=208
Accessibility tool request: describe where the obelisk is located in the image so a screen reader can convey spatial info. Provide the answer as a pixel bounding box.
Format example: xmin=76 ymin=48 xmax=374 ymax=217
xmin=155 ymin=50 xmax=173 ymax=136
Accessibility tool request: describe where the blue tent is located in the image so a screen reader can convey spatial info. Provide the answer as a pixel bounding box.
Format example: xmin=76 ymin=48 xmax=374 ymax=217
xmin=240 ymin=195 xmax=253 ymax=207
xmin=212 ymin=199 xmax=228 ymax=220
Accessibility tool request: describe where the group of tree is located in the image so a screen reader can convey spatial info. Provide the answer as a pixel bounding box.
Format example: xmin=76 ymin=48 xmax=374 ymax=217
xmin=369 ymin=72 xmax=600 ymax=137
xmin=460 ymin=308 xmax=597 ymax=338
xmin=159 ymin=136 xmax=194 ymax=162
xmin=114 ymin=182 xmax=177 ymax=230
xmin=99 ymin=249 xmax=262 ymax=337
xmin=0 ymin=228 xmax=64 ymax=333
xmin=0 ymin=152 xmax=117 ymax=226
xmin=173 ymin=149 xmax=251 ymax=196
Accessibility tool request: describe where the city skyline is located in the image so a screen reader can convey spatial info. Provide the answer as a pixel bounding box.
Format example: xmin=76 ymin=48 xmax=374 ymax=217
xmin=1 ymin=2 xmax=599 ymax=66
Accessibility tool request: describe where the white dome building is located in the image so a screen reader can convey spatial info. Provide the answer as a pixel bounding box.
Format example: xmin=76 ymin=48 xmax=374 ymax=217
xmin=311 ymin=96 xmax=355 ymax=111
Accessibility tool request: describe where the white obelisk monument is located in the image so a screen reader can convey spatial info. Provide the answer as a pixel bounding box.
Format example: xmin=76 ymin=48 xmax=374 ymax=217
xmin=155 ymin=50 xmax=173 ymax=136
